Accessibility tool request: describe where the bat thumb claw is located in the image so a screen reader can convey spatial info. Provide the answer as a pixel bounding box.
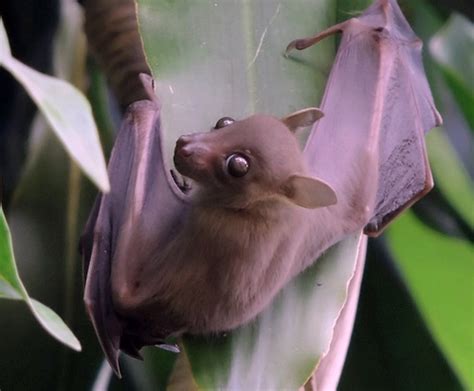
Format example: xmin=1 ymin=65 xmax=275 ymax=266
xmin=284 ymin=41 xmax=298 ymax=57
xmin=139 ymin=73 xmax=159 ymax=105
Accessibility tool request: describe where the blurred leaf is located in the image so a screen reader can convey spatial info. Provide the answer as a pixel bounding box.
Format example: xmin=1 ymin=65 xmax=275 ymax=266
xmin=407 ymin=0 xmax=444 ymax=41
xmin=0 ymin=279 xmax=22 ymax=299
xmin=0 ymin=16 xmax=10 ymax=59
xmin=141 ymin=347 xmax=178 ymax=390
xmin=435 ymin=75 xmax=474 ymax=178
xmin=412 ymin=186 xmax=474 ymax=242
xmin=180 ymin=234 xmax=365 ymax=390
xmin=427 ymin=128 xmax=474 ymax=226
xmin=90 ymin=360 xmax=113 ymax=391
xmin=340 ymin=237 xmax=463 ymax=391
xmin=429 ymin=14 xmax=474 ymax=130
xmin=427 ymin=13 xmax=474 ymax=178
xmin=388 ymin=211 xmax=474 ymax=389
xmin=0 ymin=208 xmax=29 ymax=299
xmin=29 ymin=299 xmax=81 ymax=352
xmin=0 ymin=18 xmax=110 ymax=192
xmin=0 ymin=206 xmax=81 ymax=352
xmin=407 ymin=0 xmax=474 ymax=236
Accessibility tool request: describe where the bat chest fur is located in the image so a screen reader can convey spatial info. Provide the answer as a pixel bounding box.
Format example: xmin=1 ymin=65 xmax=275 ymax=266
xmin=170 ymin=206 xmax=308 ymax=332
xmin=121 ymin=204 xmax=305 ymax=335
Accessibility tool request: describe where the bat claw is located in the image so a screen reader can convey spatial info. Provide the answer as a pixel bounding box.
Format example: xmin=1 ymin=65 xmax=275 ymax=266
xmin=363 ymin=222 xmax=380 ymax=236
xmin=284 ymin=41 xmax=297 ymax=57
xmin=155 ymin=343 xmax=181 ymax=354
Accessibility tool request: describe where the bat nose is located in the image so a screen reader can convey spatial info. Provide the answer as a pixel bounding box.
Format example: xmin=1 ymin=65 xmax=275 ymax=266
xmin=175 ymin=136 xmax=193 ymax=158
xmin=173 ymin=135 xmax=213 ymax=181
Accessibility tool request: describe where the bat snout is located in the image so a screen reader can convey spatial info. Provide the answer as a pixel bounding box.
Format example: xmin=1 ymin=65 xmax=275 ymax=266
xmin=173 ymin=136 xmax=214 ymax=181
xmin=175 ymin=135 xmax=194 ymax=158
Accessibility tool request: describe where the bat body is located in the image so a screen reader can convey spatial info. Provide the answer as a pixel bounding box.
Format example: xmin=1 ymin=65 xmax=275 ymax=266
xmin=81 ymin=0 xmax=441 ymax=376
xmin=114 ymin=109 xmax=352 ymax=333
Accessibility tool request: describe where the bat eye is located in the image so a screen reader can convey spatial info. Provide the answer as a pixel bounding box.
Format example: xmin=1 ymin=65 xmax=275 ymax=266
xmin=226 ymin=153 xmax=249 ymax=177
xmin=214 ymin=117 xmax=235 ymax=129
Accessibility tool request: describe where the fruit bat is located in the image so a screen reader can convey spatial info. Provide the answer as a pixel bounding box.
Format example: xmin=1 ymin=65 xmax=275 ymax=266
xmin=81 ymin=0 xmax=441 ymax=377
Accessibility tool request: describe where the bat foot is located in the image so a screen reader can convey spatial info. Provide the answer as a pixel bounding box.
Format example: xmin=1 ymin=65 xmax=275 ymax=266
xmin=170 ymin=170 xmax=192 ymax=193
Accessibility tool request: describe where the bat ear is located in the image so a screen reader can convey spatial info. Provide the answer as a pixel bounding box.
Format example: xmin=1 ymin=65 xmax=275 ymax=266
xmin=281 ymin=108 xmax=324 ymax=132
xmin=282 ymin=174 xmax=337 ymax=208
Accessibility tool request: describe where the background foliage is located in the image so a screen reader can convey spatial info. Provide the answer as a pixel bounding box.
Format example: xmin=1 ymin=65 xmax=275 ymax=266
xmin=0 ymin=0 xmax=472 ymax=390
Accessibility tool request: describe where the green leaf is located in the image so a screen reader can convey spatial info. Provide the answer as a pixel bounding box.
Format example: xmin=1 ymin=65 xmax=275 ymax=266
xmin=0 ymin=209 xmax=28 ymax=300
xmin=137 ymin=0 xmax=369 ymax=388
xmin=340 ymin=238 xmax=464 ymax=391
xmin=183 ymin=234 xmax=366 ymax=390
xmin=138 ymin=0 xmax=335 ymax=149
xmin=388 ymin=212 xmax=474 ymax=389
xmin=427 ymin=128 xmax=474 ymax=226
xmin=29 ymin=299 xmax=82 ymax=352
xmin=0 ymin=279 xmax=22 ymax=299
xmin=429 ymin=14 xmax=474 ymax=130
xmin=0 ymin=207 xmax=81 ymax=352
xmin=0 ymin=18 xmax=110 ymax=192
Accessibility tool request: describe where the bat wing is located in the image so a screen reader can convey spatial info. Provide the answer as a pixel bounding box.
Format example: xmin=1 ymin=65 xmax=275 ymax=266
xmin=81 ymin=76 xmax=188 ymax=376
xmin=287 ymin=0 xmax=441 ymax=236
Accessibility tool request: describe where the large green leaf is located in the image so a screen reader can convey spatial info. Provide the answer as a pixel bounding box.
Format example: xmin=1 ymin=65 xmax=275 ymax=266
xmin=340 ymin=238 xmax=464 ymax=391
xmin=138 ymin=0 xmax=335 ymax=151
xmin=388 ymin=212 xmax=473 ymax=389
xmin=182 ymin=234 xmax=366 ymax=390
xmin=137 ymin=0 xmax=368 ymax=388
xmin=0 ymin=207 xmax=81 ymax=351
xmin=0 ymin=18 xmax=109 ymax=192
xmin=427 ymin=129 xmax=474 ymax=226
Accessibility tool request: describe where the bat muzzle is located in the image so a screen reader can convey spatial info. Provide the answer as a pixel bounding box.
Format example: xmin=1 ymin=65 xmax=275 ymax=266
xmin=173 ymin=135 xmax=214 ymax=181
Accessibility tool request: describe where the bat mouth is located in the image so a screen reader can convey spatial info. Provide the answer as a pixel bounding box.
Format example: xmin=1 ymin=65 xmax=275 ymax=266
xmin=173 ymin=153 xmax=199 ymax=179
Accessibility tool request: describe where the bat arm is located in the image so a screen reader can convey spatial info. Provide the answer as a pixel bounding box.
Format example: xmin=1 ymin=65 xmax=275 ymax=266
xmin=138 ymin=73 xmax=190 ymax=202
xmin=285 ymin=0 xmax=418 ymax=56
xmin=285 ymin=21 xmax=347 ymax=55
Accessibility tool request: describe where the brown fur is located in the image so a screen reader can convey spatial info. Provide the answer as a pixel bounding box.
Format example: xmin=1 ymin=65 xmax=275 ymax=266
xmin=111 ymin=114 xmax=340 ymax=340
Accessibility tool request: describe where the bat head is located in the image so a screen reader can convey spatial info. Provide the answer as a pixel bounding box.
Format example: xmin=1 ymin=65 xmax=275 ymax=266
xmin=173 ymin=108 xmax=337 ymax=210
